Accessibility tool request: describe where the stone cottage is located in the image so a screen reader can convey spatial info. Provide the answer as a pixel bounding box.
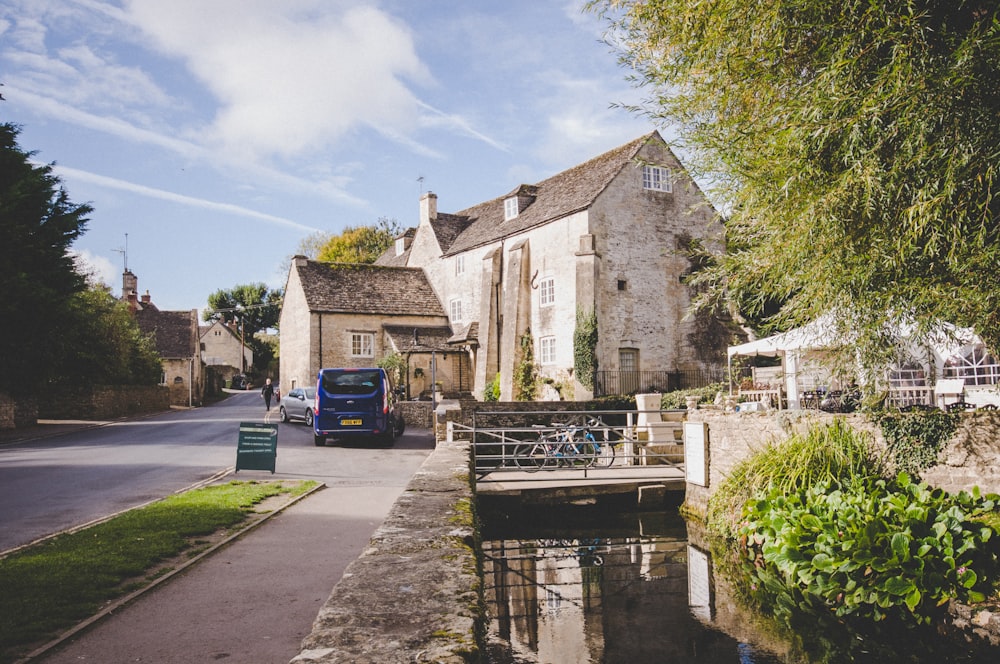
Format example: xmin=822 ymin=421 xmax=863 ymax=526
xmin=278 ymin=261 xmax=451 ymax=395
xmin=377 ymin=131 xmax=731 ymax=400
xmin=122 ymin=269 xmax=204 ymax=407
xmin=200 ymin=319 xmax=252 ymax=379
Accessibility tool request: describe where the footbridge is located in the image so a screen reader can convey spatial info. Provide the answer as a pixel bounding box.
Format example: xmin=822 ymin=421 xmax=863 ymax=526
xmin=452 ymin=409 xmax=697 ymax=504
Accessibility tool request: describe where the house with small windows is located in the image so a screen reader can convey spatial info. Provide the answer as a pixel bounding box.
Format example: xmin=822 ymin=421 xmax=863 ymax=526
xmin=281 ymin=131 xmax=734 ymax=401
xmin=122 ymin=269 xmax=204 ymax=407
xmin=278 ymin=260 xmax=453 ymax=395
xmin=200 ymin=320 xmax=252 ymax=379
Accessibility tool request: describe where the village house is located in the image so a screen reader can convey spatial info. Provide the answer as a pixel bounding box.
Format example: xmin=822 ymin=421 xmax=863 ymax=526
xmin=122 ymin=269 xmax=204 ymax=407
xmin=379 ymin=131 xmax=731 ymax=400
xmin=280 ymin=131 xmax=732 ymax=401
xmin=200 ymin=319 xmax=252 ymax=381
xmin=278 ymin=261 xmax=452 ymax=396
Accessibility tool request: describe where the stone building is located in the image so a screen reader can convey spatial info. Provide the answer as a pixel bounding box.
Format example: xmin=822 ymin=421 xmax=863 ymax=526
xmin=378 ymin=131 xmax=730 ymax=400
xmin=200 ymin=319 xmax=252 ymax=380
xmin=278 ymin=260 xmax=451 ymax=394
xmin=122 ymin=269 xmax=204 ymax=407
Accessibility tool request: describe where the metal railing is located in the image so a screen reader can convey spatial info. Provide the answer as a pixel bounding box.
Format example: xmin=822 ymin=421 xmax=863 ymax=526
xmin=458 ymin=409 xmax=687 ymax=483
xmin=593 ymin=368 xmax=725 ymax=397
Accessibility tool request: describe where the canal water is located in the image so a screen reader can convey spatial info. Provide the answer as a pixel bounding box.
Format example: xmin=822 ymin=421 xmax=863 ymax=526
xmin=479 ymin=497 xmax=1000 ymax=664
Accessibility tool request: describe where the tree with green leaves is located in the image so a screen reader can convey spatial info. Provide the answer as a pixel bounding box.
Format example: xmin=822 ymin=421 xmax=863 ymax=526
xmin=204 ymin=284 xmax=283 ymax=371
xmin=0 ymin=123 xmax=92 ymax=394
xmin=589 ymin=0 xmax=1000 ymax=374
xmin=60 ymin=285 xmax=163 ymax=385
xmin=317 ymin=217 xmax=402 ymax=264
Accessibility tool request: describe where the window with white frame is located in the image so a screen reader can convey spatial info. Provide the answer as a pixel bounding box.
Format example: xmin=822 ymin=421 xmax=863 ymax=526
xmin=504 ymin=197 xmax=519 ymax=220
xmin=394 ymin=237 xmax=406 ymax=256
xmin=351 ymin=332 xmax=374 ymax=357
xmin=455 ymin=255 xmax=465 ymax=276
xmin=642 ymin=165 xmax=673 ymax=193
xmin=449 ymin=298 xmax=463 ymax=323
xmin=540 ymin=336 xmax=556 ymax=365
xmin=539 ymin=276 xmax=555 ymax=306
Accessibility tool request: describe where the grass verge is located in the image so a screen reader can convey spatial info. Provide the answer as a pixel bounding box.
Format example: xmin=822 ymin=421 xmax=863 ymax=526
xmin=0 ymin=479 xmax=318 ymax=663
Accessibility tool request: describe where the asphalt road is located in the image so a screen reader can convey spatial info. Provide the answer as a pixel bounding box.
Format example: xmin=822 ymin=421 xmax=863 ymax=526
xmin=1 ymin=393 xmax=435 ymax=663
xmin=0 ymin=391 xmax=432 ymax=552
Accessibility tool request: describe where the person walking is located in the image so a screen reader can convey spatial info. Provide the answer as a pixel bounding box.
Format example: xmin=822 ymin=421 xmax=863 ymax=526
xmin=261 ymin=378 xmax=275 ymax=411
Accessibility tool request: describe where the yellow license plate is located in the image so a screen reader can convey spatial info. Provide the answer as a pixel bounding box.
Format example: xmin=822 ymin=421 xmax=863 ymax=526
xmin=341 ymin=418 xmax=363 ymax=426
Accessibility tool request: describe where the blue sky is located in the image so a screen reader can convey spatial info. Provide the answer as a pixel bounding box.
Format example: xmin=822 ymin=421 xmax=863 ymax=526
xmin=1 ymin=0 xmax=656 ymax=315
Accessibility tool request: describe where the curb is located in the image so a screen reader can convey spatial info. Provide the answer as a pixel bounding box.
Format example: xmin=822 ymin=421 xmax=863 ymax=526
xmin=14 ymin=481 xmax=327 ymax=664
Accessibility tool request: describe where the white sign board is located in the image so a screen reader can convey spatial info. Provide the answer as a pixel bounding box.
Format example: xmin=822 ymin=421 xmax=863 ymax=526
xmin=684 ymin=421 xmax=708 ymax=486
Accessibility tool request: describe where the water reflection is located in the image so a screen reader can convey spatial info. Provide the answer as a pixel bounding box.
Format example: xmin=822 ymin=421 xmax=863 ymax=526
xmin=481 ymin=506 xmax=783 ymax=663
xmin=480 ymin=503 xmax=1000 ymax=664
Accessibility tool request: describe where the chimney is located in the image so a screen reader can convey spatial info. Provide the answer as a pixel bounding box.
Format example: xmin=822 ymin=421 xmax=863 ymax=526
xmin=122 ymin=269 xmax=137 ymax=300
xmin=141 ymin=290 xmax=151 ymax=305
xmin=420 ymin=191 xmax=437 ymax=227
xmin=293 ymin=255 xmax=308 ymax=268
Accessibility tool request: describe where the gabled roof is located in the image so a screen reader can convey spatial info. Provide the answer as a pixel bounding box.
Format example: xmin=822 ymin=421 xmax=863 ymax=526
xmin=439 ymin=132 xmax=662 ymax=255
xmin=136 ymin=308 xmax=196 ymax=359
xmin=383 ymin=325 xmax=454 ymax=353
xmin=295 ymin=259 xmax=446 ymax=317
xmin=376 ymin=228 xmax=416 ymax=267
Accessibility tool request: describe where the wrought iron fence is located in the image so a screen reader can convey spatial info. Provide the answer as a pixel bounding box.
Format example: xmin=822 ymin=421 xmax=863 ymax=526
xmin=593 ymin=368 xmax=726 ymax=397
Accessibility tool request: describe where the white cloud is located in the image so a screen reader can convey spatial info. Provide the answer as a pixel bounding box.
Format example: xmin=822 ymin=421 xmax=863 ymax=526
xmin=51 ymin=164 xmax=325 ymax=233
xmin=71 ymin=247 xmax=118 ymax=287
xmin=123 ymin=0 xmax=436 ymax=161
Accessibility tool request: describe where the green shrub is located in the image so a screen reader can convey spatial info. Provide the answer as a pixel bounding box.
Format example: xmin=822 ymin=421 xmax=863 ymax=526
xmin=660 ymin=383 xmax=726 ymax=409
xmin=482 ymin=373 xmax=500 ymax=402
xmin=740 ymin=474 xmax=1000 ymax=625
xmin=877 ymin=410 xmax=958 ymax=477
xmin=707 ymin=419 xmax=884 ymax=538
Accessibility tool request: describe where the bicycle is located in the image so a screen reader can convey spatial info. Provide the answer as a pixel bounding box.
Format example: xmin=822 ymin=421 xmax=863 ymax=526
xmin=514 ymin=418 xmax=615 ymax=471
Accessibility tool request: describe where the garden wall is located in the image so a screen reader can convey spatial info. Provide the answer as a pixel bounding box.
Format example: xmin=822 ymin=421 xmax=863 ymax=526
xmin=0 ymin=393 xmax=39 ymax=430
xmin=38 ymin=384 xmax=171 ymax=420
xmin=683 ymin=409 xmax=1000 ymax=519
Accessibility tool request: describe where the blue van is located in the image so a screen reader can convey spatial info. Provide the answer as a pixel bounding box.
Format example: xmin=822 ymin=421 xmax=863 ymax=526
xmin=312 ymin=367 xmax=404 ymax=446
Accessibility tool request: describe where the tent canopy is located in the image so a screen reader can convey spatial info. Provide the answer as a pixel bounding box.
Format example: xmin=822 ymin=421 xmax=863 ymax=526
xmin=727 ymin=319 xmax=835 ymax=358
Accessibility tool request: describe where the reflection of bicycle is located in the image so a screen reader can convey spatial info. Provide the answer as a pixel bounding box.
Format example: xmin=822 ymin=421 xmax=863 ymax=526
xmin=514 ymin=419 xmax=615 ymax=471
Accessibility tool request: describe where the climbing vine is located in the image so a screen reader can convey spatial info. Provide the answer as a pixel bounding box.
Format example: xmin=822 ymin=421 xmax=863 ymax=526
xmin=877 ymin=410 xmax=958 ymax=477
xmin=574 ymin=307 xmax=598 ymax=390
xmin=513 ymin=330 xmax=538 ymax=401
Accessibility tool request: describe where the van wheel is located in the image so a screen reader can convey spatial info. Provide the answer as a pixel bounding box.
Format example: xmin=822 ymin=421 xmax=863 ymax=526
xmin=314 ymin=434 xmax=326 ymax=447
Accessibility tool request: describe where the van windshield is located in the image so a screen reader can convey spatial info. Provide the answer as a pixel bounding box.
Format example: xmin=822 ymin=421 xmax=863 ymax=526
xmin=321 ymin=370 xmax=381 ymax=395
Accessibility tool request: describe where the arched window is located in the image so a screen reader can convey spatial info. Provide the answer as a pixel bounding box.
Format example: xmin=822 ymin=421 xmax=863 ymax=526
xmin=944 ymin=345 xmax=1000 ymax=386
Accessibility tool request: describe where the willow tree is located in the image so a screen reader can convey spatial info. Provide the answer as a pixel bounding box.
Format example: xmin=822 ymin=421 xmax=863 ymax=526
xmin=589 ymin=1 xmax=1000 ymax=369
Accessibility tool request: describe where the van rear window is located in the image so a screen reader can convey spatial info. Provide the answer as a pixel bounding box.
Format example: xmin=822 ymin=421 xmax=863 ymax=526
xmin=321 ymin=370 xmax=381 ymax=395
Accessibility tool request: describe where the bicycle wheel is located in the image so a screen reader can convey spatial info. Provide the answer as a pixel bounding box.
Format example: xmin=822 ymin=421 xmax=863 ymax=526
xmin=591 ymin=440 xmax=615 ymax=468
xmin=514 ymin=442 xmax=550 ymax=471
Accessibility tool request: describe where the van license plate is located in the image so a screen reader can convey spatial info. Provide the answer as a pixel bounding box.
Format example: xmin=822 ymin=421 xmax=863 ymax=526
xmin=341 ymin=418 xmax=363 ymax=426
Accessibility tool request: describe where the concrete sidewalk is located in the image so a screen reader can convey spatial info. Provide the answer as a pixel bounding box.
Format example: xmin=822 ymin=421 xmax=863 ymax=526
xmin=34 ymin=480 xmax=409 ymax=664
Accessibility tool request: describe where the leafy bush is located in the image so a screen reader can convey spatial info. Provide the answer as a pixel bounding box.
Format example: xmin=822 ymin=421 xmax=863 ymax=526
xmin=659 ymin=382 xmax=726 ymax=409
xmin=740 ymin=474 xmax=1000 ymax=625
xmin=482 ymin=373 xmax=500 ymax=402
xmin=877 ymin=409 xmax=958 ymax=477
xmin=707 ymin=419 xmax=884 ymax=538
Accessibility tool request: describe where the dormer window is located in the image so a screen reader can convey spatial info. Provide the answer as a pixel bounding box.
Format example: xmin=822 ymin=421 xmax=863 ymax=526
xmin=642 ymin=165 xmax=673 ymax=193
xmin=394 ymin=237 xmax=406 ymax=256
xmin=504 ymin=197 xmax=519 ymax=220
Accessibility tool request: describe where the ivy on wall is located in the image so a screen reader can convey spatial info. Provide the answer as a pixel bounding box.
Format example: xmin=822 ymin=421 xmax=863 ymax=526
xmin=574 ymin=307 xmax=598 ymax=390
xmin=513 ymin=330 xmax=538 ymax=401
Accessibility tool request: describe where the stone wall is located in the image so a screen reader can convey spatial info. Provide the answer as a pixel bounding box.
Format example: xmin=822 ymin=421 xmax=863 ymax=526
xmin=0 ymin=393 xmax=39 ymax=430
xmin=291 ymin=436 xmax=481 ymax=663
xmin=396 ymin=400 xmax=434 ymax=429
xmin=683 ymin=409 xmax=1000 ymax=519
xmin=38 ymin=385 xmax=171 ymax=420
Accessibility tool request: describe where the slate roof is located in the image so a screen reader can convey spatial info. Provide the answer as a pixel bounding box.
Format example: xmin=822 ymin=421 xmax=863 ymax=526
xmin=136 ymin=308 xmax=196 ymax=359
xmin=383 ymin=325 xmax=454 ymax=353
xmin=437 ymin=132 xmax=660 ymax=256
xmin=375 ymin=228 xmax=416 ymax=267
xmin=295 ymin=259 xmax=446 ymax=317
